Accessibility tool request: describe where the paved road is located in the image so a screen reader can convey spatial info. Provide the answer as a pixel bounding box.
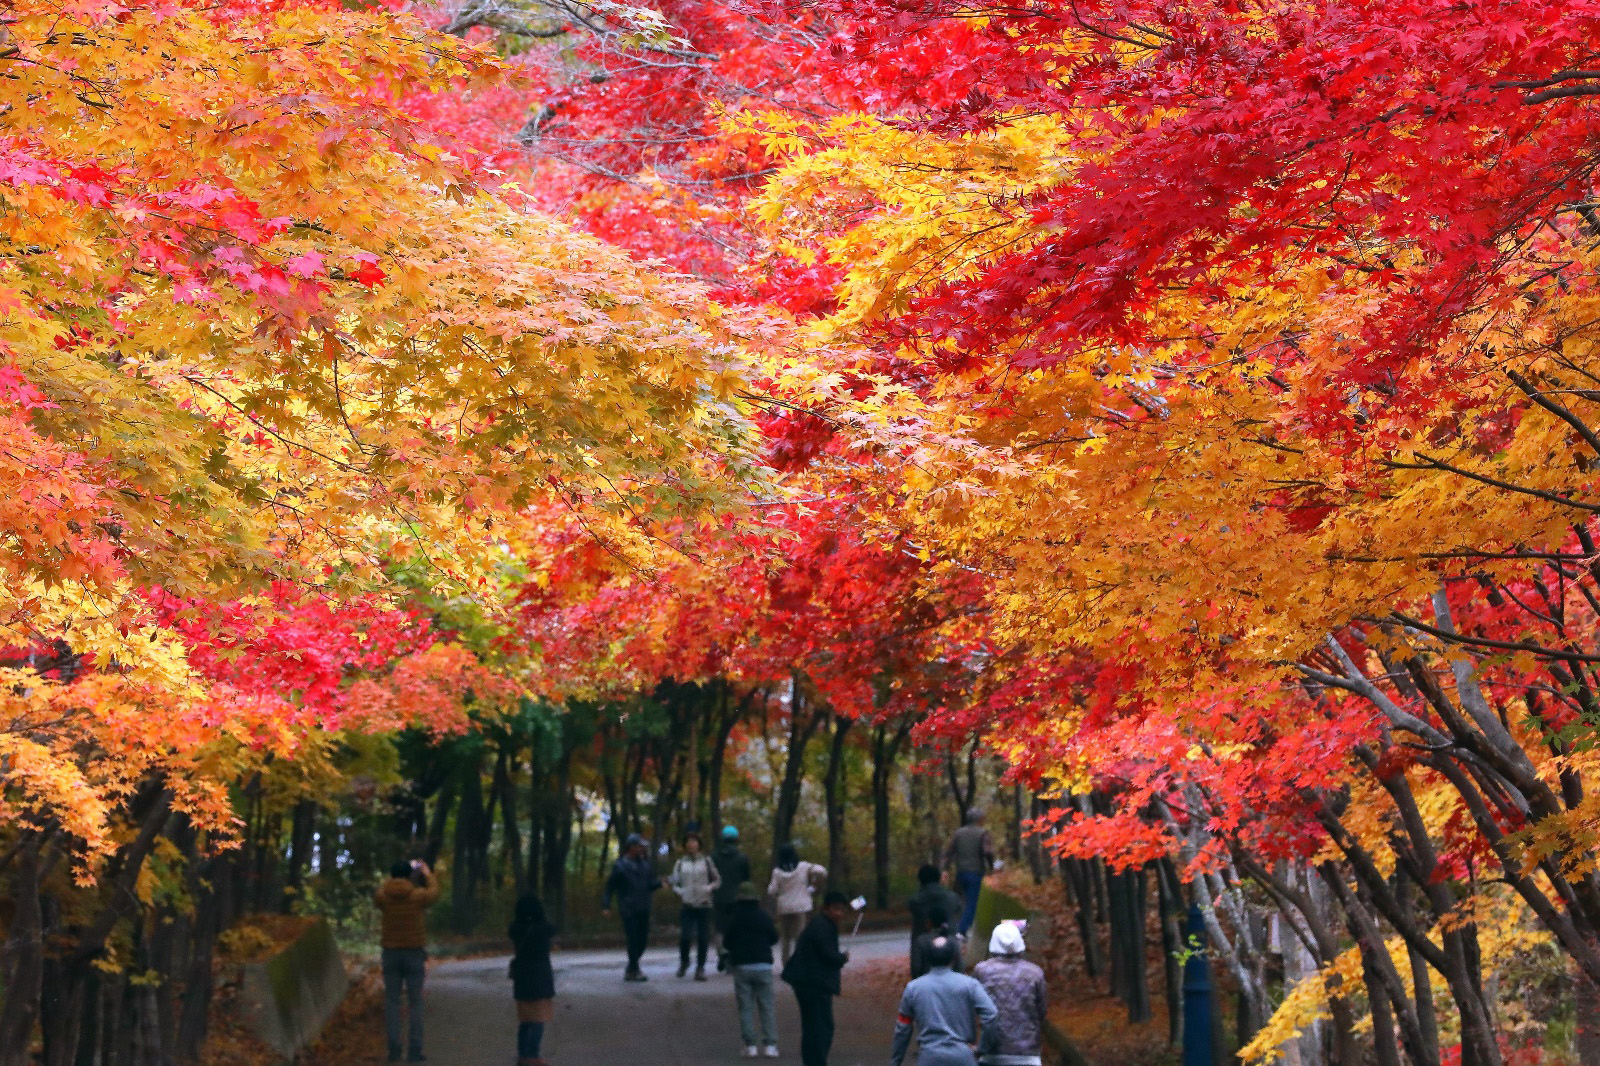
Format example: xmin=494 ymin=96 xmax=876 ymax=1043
xmin=426 ymin=930 xmax=907 ymax=1065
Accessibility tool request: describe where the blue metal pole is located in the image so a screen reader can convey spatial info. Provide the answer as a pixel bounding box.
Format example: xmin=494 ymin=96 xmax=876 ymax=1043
xmin=1182 ymin=904 xmax=1214 ymax=1066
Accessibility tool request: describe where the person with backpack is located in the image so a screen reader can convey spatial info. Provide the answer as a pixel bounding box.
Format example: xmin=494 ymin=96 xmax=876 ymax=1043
xmin=711 ymin=825 xmax=752 ymax=971
xmin=781 ymin=891 xmax=850 ymax=1066
xmin=670 ymin=830 xmax=722 ymax=980
xmin=508 ymin=892 xmax=556 ymax=1066
xmin=723 ymin=881 xmax=780 ymax=1058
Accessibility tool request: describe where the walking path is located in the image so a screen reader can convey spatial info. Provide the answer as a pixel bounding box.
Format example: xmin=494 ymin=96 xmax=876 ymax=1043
xmin=425 ymin=930 xmax=906 ymax=1065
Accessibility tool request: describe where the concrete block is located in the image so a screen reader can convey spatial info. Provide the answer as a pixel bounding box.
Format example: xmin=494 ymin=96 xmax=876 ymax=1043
xmin=238 ymin=918 xmax=348 ymax=1062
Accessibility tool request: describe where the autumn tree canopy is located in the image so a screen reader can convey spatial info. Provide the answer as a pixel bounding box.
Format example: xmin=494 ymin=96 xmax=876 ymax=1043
xmin=11 ymin=1 xmax=1600 ymax=1064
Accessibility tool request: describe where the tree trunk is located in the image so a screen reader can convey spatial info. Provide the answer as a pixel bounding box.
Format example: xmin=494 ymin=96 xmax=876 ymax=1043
xmin=1155 ymin=859 xmax=1184 ymax=1046
xmin=174 ymin=849 xmax=222 ymax=1062
xmin=707 ymin=689 xmax=742 ymax=841
xmin=543 ymin=749 xmax=574 ymax=925
xmin=1577 ymin=963 xmax=1600 ymax=1066
xmin=823 ymin=712 xmax=853 ymax=887
xmin=1361 ymin=943 xmax=1405 ymax=1066
xmin=771 ymin=676 xmax=823 ymax=865
xmin=425 ymin=776 xmax=456 ymax=866
xmin=1009 ymin=783 xmax=1024 ymax=864
xmin=944 ymin=745 xmax=977 ymax=817
xmin=1107 ymin=867 xmax=1151 ymax=1022
xmin=451 ymin=758 xmax=486 ymax=934
xmin=318 ymin=810 xmax=341 ymax=874
xmin=870 ymin=721 xmax=907 ymax=910
xmin=1 ymin=838 xmax=44 ymax=1066
xmin=1062 ymin=857 xmax=1103 ymax=978
xmin=283 ymin=798 xmax=316 ymax=912
xmin=493 ymin=745 xmax=524 ymax=894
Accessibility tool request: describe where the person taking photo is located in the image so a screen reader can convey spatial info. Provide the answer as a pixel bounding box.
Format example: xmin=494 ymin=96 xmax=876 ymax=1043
xmin=375 ymin=858 xmax=440 ymax=1064
xmin=781 ymin=890 xmax=851 ymax=1066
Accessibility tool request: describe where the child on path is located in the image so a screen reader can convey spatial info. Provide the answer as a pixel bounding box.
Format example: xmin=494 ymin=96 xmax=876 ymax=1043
xmin=670 ymin=830 xmax=722 ymax=980
xmin=722 ymin=881 xmax=781 ymax=1058
xmin=508 ymin=892 xmax=556 ymax=1066
xmin=767 ymin=842 xmax=827 ymax=964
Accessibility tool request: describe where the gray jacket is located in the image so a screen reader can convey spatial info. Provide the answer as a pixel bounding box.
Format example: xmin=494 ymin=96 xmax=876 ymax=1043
xmin=890 ymin=966 xmax=1000 ymax=1066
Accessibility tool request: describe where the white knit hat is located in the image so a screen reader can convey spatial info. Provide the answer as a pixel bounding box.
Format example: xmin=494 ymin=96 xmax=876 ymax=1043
xmin=988 ymin=920 xmax=1026 ymax=956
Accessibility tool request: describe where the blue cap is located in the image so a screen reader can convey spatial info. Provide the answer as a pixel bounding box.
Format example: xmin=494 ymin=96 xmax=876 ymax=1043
xmin=721 ymin=825 xmax=739 ymax=839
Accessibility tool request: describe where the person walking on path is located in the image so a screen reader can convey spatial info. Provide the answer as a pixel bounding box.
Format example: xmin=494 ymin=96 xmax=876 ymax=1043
xmin=712 ymin=825 xmax=752 ymax=971
xmin=375 ymin=859 xmax=441 ymax=1063
xmin=973 ymin=922 xmax=1047 ymax=1066
xmin=890 ymin=935 xmax=1001 ymax=1066
xmin=723 ymin=881 xmax=781 ymax=1058
xmin=781 ymin=890 xmax=851 ymax=1066
xmin=670 ymin=830 xmax=722 ymax=980
xmin=942 ymin=809 xmax=996 ymax=936
xmin=768 ymin=842 xmax=827 ymax=964
xmin=603 ymin=833 xmax=661 ymax=981
xmin=908 ymin=863 xmax=966 ymax=978
xmin=508 ymin=892 xmax=556 ymax=1066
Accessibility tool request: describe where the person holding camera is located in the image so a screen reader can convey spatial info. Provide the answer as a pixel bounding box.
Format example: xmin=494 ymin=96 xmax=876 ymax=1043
xmin=781 ymin=890 xmax=851 ymax=1066
xmin=376 ymin=858 xmax=441 ymax=1063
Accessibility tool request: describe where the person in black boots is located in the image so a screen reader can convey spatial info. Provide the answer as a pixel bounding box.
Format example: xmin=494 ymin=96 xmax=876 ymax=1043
xmin=711 ymin=824 xmax=752 ymax=972
xmin=508 ymin=892 xmax=555 ymax=1066
xmin=670 ymin=830 xmax=721 ymax=980
xmin=603 ymin=834 xmax=661 ymax=981
xmin=781 ymin=891 xmax=850 ymax=1066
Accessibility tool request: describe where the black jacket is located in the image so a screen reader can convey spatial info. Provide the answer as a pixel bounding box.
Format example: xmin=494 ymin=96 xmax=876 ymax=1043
xmin=509 ymin=917 xmax=555 ymax=1001
xmin=907 ymin=883 xmax=966 ymax=978
xmin=603 ymin=856 xmax=660 ymax=916
xmin=908 ymin=883 xmax=963 ymax=938
xmin=711 ymin=843 xmax=752 ymax=909
xmin=781 ymin=911 xmax=847 ymax=995
xmin=723 ymin=900 xmax=779 ymax=966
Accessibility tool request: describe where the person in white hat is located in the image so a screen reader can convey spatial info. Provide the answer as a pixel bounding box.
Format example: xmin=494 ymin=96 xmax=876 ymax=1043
xmin=972 ymin=921 xmax=1047 ymax=1066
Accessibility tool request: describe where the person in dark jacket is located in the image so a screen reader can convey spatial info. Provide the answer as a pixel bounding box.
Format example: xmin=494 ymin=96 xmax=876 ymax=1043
xmin=781 ymin=891 xmax=851 ymax=1066
xmin=711 ymin=824 xmax=753 ymax=971
xmin=908 ymin=863 xmax=966 ymax=978
xmin=508 ymin=893 xmax=556 ymax=1066
xmin=723 ymin=881 xmax=780 ymax=1057
xmin=942 ymin=808 xmax=996 ymax=935
xmin=602 ymin=834 xmax=661 ymax=981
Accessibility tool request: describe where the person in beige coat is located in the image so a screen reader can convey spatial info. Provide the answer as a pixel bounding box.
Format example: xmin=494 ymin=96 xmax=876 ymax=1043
xmin=767 ymin=842 xmax=827 ymax=964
